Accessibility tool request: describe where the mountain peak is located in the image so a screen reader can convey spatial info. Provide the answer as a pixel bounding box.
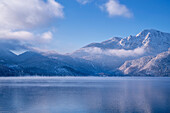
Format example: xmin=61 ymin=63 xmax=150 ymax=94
xmin=136 ymin=29 xmax=162 ymax=37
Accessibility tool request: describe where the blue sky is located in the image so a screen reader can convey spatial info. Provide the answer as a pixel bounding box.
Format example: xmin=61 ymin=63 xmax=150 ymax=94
xmin=0 ymin=0 xmax=170 ymax=53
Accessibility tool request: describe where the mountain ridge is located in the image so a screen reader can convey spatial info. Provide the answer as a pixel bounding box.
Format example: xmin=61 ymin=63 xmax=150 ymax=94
xmin=0 ymin=29 xmax=169 ymax=76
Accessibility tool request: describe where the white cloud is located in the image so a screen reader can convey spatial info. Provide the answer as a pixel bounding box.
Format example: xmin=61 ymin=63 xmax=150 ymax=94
xmin=0 ymin=30 xmax=34 ymax=40
xmin=80 ymin=47 xmax=145 ymax=57
xmin=77 ymin=0 xmax=91 ymax=4
xmin=101 ymin=0 xmax=132 ymax=18
xmin=0 ymin=30 xmax=53 ymax=44
xmin=0 ymin=0 xmax=64 ymax=30
xmin=41 ymin=31 xmax=53 ymax=40
xmin=0 ymin=0 xmax=64 ymax=50
xmin=106 ymin=47 xmax=145 ymax=57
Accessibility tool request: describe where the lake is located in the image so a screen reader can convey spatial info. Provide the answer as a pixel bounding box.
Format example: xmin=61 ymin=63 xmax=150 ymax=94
xmin=0 ymin=77 xmax=170 ymax=113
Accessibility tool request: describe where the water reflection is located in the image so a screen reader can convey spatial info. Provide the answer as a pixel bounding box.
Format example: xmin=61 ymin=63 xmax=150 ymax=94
xmin=0 ymin=77 xmax=170 ymax=113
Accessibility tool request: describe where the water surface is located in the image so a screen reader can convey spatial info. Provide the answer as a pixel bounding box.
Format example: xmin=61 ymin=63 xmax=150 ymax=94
xmin=0 ymin=77 xmax=170 ymax=113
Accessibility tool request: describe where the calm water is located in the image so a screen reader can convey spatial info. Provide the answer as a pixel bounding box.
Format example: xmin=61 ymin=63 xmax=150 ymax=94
xmin=0 ymin=77 xmax=170 ymax=113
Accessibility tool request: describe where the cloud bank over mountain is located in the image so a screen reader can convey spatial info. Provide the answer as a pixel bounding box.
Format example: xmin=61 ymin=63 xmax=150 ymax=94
xmin=77 ymin=47 xmax=145 ymax=57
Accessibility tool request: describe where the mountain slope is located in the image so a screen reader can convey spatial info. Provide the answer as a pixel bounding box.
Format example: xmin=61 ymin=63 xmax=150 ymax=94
xmin=0 ymin=49 xmax=18 ymax=64
xmin=0 ymin=51 xmax=100 ymax=76
xmin=119 ymin=51 xmax=170 ymax=76
xmin=84 ymin=37 xmax=122 ymax=49
xmin=18 ymin=51 xmax=97 ymax=76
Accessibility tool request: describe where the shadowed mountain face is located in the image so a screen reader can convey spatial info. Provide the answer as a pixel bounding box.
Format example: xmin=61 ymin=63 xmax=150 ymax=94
xmin=0 ymin=29 xmax=169 ymax=76
xmin=0 ymin=49 xmax=18 ymax=64
xmin=0 ymin=51 xmax=101 ymax=76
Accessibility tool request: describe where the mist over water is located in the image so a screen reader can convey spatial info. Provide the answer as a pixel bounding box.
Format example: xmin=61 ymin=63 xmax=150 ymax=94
xmin=0 ymin=77 xmax=170 ymax=113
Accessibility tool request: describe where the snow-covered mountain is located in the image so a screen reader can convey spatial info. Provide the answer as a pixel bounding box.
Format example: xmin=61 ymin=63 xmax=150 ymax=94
xmin=73 ymin=29 xmax=170 ymax=57
xmin=83 ymin=29 xmax=170 ymax=53
xmin=0 ymin=29 xmax=169 ymax=76
xmin=71 ymin=29 xmax=170 ymax=72
xmin=119 ymin=50 xmax=170 ymax=76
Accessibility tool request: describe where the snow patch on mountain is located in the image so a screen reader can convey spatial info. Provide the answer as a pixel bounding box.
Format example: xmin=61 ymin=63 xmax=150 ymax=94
xmin=119 ymin=51 xmax=170 ymax=76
